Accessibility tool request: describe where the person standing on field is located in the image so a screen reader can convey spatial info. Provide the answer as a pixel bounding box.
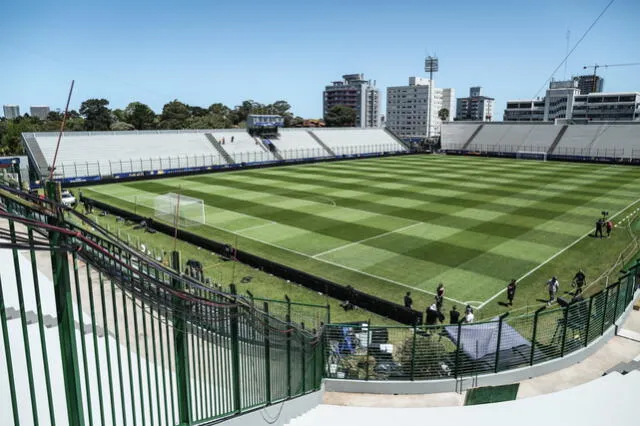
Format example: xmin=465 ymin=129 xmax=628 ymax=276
xmin=404 ymin=291 xmax=413 ymax=309
xmin=546 ymin=276 xmax=559 ymax=306
xmin=506 ymin=279 xmax=517 ymax=306
xmin=606 ymin=220 xmax=613 ymax=237
xmin=435 ymin=283 xmax=445 ymax=311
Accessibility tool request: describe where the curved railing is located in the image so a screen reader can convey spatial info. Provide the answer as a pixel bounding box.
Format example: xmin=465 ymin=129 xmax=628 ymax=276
xmin=324 ymin=262 xmax=639 ymax=382
xmin=0 ymin=184 xmax=323 ymax=426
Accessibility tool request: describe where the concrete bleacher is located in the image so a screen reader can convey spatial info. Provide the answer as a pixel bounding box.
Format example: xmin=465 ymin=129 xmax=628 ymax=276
xmin=442 ymin=122 xmax=640 ymax=160
xmin=440 ymin=123 xmax=482 ymax=151
xmin=270 ymin=129 xmax=330 ymax=160
xmin=467 ymin=124 xmax=560 ymax=153
xmin=24 ymin=127 xmax=410 ymax=182
xmin=553 ymin=124 xmax=640 ymax=158
xmin=209 ymin=130 xmax=277 ymax=163
xmin=30 ymin=131 xmax=222 ymax=178
xmin=286 ymin=371 xmax=640 ymax=425
xmin=310 ymin=128 xmax=407 ymax=155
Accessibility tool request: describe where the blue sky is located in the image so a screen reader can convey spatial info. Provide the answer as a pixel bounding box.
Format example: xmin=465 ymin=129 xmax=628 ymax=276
xmin=1 ymin=0 xmax=638 ymax=120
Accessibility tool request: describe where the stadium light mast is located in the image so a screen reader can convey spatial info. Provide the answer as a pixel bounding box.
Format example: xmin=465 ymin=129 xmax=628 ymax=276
xmin=424 ymin=56 xmax=439 ymax=141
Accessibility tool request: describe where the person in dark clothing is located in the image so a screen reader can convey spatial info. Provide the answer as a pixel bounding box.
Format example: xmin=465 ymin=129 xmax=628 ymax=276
xmin=449 ymin=306 xmax=460 ymax=324
xmin=506 ymin=279 xmax=517 ymax=306
xmin=340 ymin=300 xmax=355 ymax=311
xmin=426 ymin=302 xmax=439 ymax=326
xmin=404 ymin=291 xmax=413 ymax=309
xmin=595 ymin=218 xmax=604 ymax=238
xmin=606 ymin=220 xmax=613 ymax=237
xmin=572 ymin=269 xmax=586 ymax=295
xmin=435 ymin=283 xmax=445 ymax=311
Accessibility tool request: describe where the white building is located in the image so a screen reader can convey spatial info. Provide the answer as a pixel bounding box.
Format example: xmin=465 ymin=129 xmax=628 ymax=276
xmin=504 ymin=79 xmax=639 ymax=122
xmin=440 ymin=88 xmax=456 ymax=122
xmin=571 ymin=92 xmax=640 ymax=121
xmin=323 ymin=74 xmax=380 ymax=128
xmin=3 ymin=105 xmax=20 ymax=119
xmin=455 ymin=87 xmax=494 ymax=121
xmin=30 ymin=106 xmax=50 ymax=120
xmin=386 ymin=77 xmax=453 ymax=140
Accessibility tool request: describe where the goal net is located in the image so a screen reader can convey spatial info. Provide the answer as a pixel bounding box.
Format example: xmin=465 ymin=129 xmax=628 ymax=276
xmin=516 ymin=151 xmax=547 ymax=161
xmin=154 ymin=193 xmax=206 ymax=227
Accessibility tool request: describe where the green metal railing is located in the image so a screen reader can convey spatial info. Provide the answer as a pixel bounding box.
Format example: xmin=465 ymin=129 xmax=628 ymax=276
xmin=325 ymin=260 xmax=639 ymax=381
xmin=0 ymin=184 xmax=322 ymax=426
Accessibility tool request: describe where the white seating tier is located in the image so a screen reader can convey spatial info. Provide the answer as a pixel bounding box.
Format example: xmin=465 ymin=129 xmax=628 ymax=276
xmin=440 ymin=124 xmax=481 ymax=150
xmin=271 ymin=129 xmax=330 ymax=160
xmin=311 ymin=129 xmax=406 ymax=155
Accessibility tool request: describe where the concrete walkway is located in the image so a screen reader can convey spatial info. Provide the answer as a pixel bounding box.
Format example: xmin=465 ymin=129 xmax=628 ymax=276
xmin=323 ymin=306 xmax=640 ymax=407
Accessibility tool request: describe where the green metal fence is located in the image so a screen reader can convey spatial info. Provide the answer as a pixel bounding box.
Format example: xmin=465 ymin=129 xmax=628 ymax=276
xmin=0 ymin=184 xmax=322 ymax=426
xmin=325 ymin=261 xmax=639 ymax=381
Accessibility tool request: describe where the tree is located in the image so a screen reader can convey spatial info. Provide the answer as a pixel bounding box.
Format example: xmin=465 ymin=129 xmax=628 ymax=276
xmin=438 ymin=108 xmax=450 ymax=122
xmin=79 ymin=98 xmax=112 ymax=131
xmin=47 ymin=111 xmax=63 ymax=121
xmin=112 ymin=108 xmax=127 ymax=123
xmin=188 ymin=105 xmax=208 ymax=117
xmin=324 ymin=105 xmax=356 ymax=127
xmin=110 ymin=121 xmax=135 ymax=131
xmin=158 ymin=100 xmax=190 ymax=129
xmin=124 ymin=102 xmax=156 ymax=130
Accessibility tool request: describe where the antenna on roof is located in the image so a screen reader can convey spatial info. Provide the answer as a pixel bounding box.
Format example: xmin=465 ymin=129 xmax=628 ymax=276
xmin=49 ymin=80 xmax=75 ymax=181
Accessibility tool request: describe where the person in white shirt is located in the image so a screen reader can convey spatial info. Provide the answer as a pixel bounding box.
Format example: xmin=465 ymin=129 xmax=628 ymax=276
xmin=546 ymin=276 xmax=559 ymax=306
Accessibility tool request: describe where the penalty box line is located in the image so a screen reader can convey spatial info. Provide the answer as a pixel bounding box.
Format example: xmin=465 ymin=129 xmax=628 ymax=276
xmin=215 ymin=221 xmax=471 ymax=307
xmin=477 ymin=197 xmax=640 ymax=310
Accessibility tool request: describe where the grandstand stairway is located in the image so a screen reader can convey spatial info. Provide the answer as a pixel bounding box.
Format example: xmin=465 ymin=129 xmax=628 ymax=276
xmin=22 ymin=133 xmax=50 ymax=177
xmin=461 ymin=124 xmax=484 ymax=150
xmin=383 ymin=127 xmax=411 ymax=150
xmin=258 ymin=137 xmax=285 ymax=160
xmin=205 ymin=133 xmax=236 ymax=164
xmin=462 ymin=124 xmax=484 ymax=151
xmin=546 ymin=124 xmax=569 ymax=156
xmin=307 ymin=131 xmax=336 ymax=156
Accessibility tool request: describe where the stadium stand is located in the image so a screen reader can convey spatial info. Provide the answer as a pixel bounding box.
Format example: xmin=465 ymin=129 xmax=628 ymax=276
xmin=311 ymin=128 xmax=407 ymax=155
xmin=209 ymin=130 xmax=278 ymax=163
xmin=440 ymin=123 xmax=482 ymax=151
xmin=269 ymin=129 xmax=332 ymax=160
xmin=442 ymin=122 xmax=640 ymax=161
xmin=286 ymin=371 xmax=640 ymax=425
xmin=27 ymin=130 xmax=222 ymax=179
xmin=466 ymin=124 xmax=561 ymax=153
xmin=22 ymin=128 xmax=409 ymax=183
xmin=553 ymin=124 xmax=640 ymax=159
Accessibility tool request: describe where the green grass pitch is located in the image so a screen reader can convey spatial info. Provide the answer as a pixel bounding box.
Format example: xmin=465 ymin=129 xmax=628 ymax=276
xmin=81 ymin=155 xmax=640 ymax=316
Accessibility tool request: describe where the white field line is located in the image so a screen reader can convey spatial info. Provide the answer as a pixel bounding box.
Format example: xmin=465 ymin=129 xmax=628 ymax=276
xmin=235 ymin=222 xmax=276 ymax=233
xmin=477 ymin=197 xmax=640 ymax=310
xmin=312 ymin=222 xmax=422 ymax=259
xmin=202 ymin=219 xmax=469 ymax=306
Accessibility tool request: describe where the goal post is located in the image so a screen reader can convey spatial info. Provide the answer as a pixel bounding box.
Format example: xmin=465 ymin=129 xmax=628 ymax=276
xmin=516 ymin=150 xmax=547 ymax=161
xmin=154 ymin=193 xmax=206 ymax=227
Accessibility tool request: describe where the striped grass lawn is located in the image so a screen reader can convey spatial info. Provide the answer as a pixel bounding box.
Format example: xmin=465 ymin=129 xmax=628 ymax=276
xmin=81 ymin=155 xmax=640 ymax=316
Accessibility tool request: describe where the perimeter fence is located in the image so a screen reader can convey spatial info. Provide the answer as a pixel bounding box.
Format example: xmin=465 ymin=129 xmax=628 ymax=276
xmin=325 ymin=260 xmax=639 ymax=381
xmin=0 ymin=183 xmax=323 ymax=426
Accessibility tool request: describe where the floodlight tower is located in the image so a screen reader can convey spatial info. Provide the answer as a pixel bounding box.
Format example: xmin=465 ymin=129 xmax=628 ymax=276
xmin=424 ymin=56 xmax=439 ymax=140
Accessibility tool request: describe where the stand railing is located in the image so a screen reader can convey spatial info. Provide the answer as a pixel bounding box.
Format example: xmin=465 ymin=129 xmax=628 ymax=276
xmin=0 ymin=184 xmax=323 ymax=426
xmin=325 ymin=261 xmax=639 ymax=381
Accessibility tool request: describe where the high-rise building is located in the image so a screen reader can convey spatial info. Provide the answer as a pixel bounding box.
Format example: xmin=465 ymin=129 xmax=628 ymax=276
xmin=440 ymin=88 xmax=456 ymax=122
xmin=455 ymin=87 xmax=495 ymax=121
xmin=504 ymin=79 xmax=638 ymax=122
xmin=571 ymin=92 xmax=640 ymax=121
xmin=386 ymin=77 xmax=453 ymax=140
xmin=323 ymin=74 xmax=380 ymax=128
xmin=574 ymin=75 xmax=605 ymax=95
xmin=3 ymin=105 xmax=20 ymax=119
xmin=30 ymin=106 xmax=50 ymax=120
